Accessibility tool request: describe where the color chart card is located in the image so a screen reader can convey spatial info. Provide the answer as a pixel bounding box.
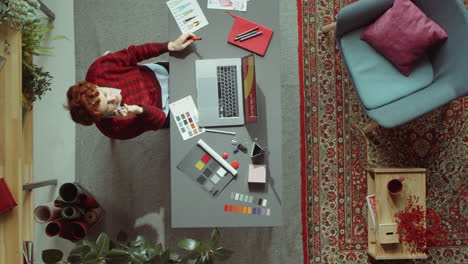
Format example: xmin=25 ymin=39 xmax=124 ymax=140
xmin=177 ymin=141 xmax=235 ymax=197
xmin=167 ymin=0 xmax=209 ymax=34
xmin=169 ymin=96 xmax=205 ymax=140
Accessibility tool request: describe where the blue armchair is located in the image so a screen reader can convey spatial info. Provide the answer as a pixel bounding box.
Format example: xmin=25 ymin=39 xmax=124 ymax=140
xmin=323 ymin=0 xmax=468 ymax=131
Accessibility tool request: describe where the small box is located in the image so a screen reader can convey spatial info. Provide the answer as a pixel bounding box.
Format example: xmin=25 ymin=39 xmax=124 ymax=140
xmin=378 ymin=223 xmax=399 ymax=244
xmin=248 ymin=164 xmax=266 ymax=184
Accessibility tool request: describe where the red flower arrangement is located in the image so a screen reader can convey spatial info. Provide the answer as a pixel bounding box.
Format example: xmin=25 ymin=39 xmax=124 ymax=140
xmin=394 ymin=195 xmax=446 ymax=254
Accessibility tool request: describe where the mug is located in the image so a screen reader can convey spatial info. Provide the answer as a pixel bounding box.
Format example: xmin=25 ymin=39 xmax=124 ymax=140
xmin=387 ymin=177 xmax=405 ymax=195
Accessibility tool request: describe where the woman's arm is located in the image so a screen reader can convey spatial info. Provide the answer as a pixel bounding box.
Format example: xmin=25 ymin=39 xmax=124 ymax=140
xmin=95 ymin=104 xmax=167 ymax=140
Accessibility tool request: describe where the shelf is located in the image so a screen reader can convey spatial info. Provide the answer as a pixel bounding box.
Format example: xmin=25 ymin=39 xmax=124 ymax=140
xmin=0 ymin=25 xmax=34 ymax=264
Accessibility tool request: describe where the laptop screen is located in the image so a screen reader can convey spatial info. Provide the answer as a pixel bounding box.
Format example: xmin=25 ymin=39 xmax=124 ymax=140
xmin=241 ymin=54 xmax=257 ymax=123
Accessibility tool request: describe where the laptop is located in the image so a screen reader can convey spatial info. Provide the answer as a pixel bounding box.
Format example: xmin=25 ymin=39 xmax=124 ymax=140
xmin=196 ymin=54 xmax=257 ymax=127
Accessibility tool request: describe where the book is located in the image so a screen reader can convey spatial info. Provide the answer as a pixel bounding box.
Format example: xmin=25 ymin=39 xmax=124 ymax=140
xmin=23 ymin=241 xmax=33 ymax=264
xmin=366 ymin=194 xmax=376 ymax=228
xmin=0 ymin=177 xmax=17 ymax=214
xmin=226 ymin=11 xmax=273 ymax=56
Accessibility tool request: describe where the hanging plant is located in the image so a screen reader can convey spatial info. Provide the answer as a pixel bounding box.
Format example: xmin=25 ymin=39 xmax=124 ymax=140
xmin=394 ymin=195 xmax=447 ymax=254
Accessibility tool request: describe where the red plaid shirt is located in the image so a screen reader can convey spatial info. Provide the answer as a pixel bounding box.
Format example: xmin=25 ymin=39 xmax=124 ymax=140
xmin=86 ymin=42 xmax=169 ymax=140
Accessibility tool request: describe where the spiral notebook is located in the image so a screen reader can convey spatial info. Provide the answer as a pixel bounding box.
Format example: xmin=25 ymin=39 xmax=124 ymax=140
xmin=226 ymin=11 xmax=273 ymax=56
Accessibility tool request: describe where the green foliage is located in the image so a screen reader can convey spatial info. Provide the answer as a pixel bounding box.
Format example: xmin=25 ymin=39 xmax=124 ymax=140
xmin=22 ymin=62 xmax=52 ymax=104
xmin=42 ymin=229 xmax=233 ymax=264
xmin=0 ymin=0 xmax=40 ymax=30
xmin=21 ymin=17 xmax=67 ymax=58
xmin=1 ymin=0 xmax=67 ymax=105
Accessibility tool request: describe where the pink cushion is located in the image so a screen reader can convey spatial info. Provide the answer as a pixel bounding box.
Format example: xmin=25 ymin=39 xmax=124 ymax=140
xmin=360 ymin=0 xmax=448 ymax=76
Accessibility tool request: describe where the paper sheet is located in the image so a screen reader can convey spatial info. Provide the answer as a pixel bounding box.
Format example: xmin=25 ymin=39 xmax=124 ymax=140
xmin=167 ymin=0 xmax=209 ymax=34
xmin=207 ymin=0 xmax=247 ymax=11
xmin=169 ymin=96 xmax=205 ymax=140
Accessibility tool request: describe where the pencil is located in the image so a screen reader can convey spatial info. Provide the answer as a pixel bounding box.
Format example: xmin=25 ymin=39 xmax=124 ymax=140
xmin=234 ymin=31 xmax=257 ymax=41
xmin=236 ymin=26 xmax=260 ymax=37
xmin=240 ymin=31 xmax=263 ymax=41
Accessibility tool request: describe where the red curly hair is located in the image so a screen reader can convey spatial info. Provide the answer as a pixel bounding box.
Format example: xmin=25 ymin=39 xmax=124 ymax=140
xmin=65 ymin=81 xmax=103 ymax=126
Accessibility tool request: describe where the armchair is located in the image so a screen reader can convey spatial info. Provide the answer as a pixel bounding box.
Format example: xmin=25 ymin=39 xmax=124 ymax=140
xmin=322 ymin=0 xmax=468 ymax=132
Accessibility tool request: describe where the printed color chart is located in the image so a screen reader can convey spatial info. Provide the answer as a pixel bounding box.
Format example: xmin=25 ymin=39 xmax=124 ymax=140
xmin=177 ymin=139 xmax=236 ymax=197
xmin=169 ymin=96 xmax=205 ymax=140
xmin=230 ymin=192 xmax=267 ymax=207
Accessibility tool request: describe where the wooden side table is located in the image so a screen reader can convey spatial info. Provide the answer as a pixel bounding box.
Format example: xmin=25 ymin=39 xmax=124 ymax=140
xmin=367 ymin=168 xmax=428 ymax=260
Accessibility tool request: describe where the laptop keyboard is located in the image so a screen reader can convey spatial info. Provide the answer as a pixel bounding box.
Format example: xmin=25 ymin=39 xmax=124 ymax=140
xmin=217 ymin=65 xmax=239 ymax=118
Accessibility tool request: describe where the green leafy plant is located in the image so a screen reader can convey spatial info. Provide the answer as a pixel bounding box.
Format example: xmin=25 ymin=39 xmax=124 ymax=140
xmin=1 ymin=0 xmax=66 ymax=106
xmin=20 ymin=17 xmax=66 ymax=106
xmin=22 ymin=62 xmax=51 ymax=107
xmin=0 ymin=0 xmax=40 ymax=30
xmin=42 ymin=229 xmax=234 ymax=264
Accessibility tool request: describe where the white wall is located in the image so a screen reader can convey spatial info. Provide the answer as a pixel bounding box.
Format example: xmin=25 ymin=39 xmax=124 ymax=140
xmin=33 ymin=0 xmax=76 ymax=260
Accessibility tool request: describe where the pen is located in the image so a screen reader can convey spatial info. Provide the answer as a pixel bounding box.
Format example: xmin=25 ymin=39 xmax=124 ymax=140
xmin=234 ymin=31 xmax=257 ymax=41
xmin=240 ymin=31 xmax=263 ymax=41
xmin=236 ymin=26 xmax=260 ymax=38
xmin=189 ymin=36 xmax=202 ymax=41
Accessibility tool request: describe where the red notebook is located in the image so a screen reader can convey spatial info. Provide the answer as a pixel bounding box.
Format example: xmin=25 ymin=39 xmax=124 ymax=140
xmin=227 ymin=12 xmax=273 ymax=56
xmin=0 ymin=177 xmax=17 ymax=214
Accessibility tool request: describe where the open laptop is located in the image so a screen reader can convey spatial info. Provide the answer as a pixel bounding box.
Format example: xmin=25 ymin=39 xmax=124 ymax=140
xmin=196 ymin=54 xmax=257 ymax=127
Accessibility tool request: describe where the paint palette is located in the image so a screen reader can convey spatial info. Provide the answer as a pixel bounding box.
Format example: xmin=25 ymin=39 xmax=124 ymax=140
xmin=169 ymin=96 xmax=205 ymax=140
xmin=177 ymin=139 xmax=237 ymax=197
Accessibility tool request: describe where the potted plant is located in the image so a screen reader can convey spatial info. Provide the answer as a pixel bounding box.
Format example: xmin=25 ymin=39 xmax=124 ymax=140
xmin=42 ymin=229 xmax=234 ymax=264
xmin=394 ymin=195 xmax=447 ymax=254
xmin=1 ymin=0 xmax=66 ymax=109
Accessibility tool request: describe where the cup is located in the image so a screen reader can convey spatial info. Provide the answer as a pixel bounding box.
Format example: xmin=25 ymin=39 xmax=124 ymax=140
xmin=387 ymin=177 xmax=405 ymax=195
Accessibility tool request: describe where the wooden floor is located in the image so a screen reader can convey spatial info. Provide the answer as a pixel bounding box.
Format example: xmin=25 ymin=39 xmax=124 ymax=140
xmin=0 ymin=25 xmax=34 ymax=264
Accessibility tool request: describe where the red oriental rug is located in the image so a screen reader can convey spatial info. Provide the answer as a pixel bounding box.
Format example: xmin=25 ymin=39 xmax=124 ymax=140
xmin=298 ymin=1 xmax=468 ymax=263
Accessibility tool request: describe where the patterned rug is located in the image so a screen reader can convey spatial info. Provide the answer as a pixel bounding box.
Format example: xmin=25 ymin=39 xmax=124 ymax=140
xmin=298 ymin=1 xmax=468 ymax=263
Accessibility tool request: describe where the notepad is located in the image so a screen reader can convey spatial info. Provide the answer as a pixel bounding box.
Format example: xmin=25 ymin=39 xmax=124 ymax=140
xmin=226 ymin=11 xmax=273 ymax=56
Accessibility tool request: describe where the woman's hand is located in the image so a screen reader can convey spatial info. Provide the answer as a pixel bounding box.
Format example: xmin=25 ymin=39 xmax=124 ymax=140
xmin=168 ymin=33 xmax=197 ymax=51
xmin=112 ymin=104 xmax=143 ymax=118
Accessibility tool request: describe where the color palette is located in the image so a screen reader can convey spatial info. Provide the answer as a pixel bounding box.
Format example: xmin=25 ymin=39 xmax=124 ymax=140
xmin=169 ymin=96 xmax=205 ymax=140
xmin=230 ymin=192 xmax=267 ymax=207
xmin=177 ymin=140 xmax=237 ymax=197
xmin=224 ymin=204 xmax=271 ymax=216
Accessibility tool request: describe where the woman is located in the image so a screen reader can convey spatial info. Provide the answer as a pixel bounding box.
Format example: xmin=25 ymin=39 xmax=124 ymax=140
xmin=66 ymin=33 xmax=196 ymax=140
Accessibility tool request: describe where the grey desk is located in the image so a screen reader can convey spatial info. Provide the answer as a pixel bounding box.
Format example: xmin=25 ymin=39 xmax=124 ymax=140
xmin=169 ymin=0 xmax=282 ymax=227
